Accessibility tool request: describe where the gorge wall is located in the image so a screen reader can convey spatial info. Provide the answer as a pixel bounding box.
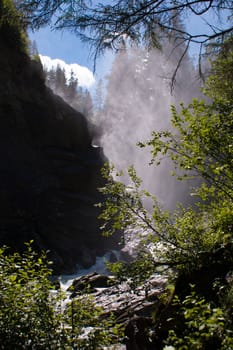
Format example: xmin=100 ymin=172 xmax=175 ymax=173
xmin=0 ymin=22 xmax=117 ymax=273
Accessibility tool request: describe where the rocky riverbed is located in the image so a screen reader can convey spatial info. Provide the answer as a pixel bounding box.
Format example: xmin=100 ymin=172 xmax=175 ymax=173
xmin=62 ymin=270 xmax=168 ymax=349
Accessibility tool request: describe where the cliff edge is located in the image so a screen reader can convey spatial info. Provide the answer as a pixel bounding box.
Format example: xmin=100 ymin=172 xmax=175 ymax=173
xmin=0 ymin=8 xmax=118 ymax=273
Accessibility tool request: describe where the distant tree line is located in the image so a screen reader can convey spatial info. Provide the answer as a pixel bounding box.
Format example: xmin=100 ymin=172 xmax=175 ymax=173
xmin=43 ymin=64 xmax=94 ymax=120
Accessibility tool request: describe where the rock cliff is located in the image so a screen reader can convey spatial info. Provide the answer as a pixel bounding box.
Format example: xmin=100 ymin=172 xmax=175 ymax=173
xmin=0 ymin=24 xmax=118 ymax=273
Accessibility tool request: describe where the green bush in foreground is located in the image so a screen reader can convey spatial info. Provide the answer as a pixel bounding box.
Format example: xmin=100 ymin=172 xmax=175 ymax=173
xmin=0 ymin=242 xmax=122 ymax=349
xmin=165 ymin=284 xmax=233 ymax=350
xmin=0 ymin=242 xmax=65 ymax=349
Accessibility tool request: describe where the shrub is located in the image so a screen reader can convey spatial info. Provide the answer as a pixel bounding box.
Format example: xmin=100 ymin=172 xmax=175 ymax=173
xmin=0 ymin=242 xmax=66 ymax=349
xmin=0 ymin=242 xmax=123 ymax=349
xmin=0 ymin=0 xmax=29 ymax=53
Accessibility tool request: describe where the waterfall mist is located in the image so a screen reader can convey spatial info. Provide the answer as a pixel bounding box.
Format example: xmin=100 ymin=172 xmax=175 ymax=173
xmin=98 ymin=43 xmax=202 ymax=210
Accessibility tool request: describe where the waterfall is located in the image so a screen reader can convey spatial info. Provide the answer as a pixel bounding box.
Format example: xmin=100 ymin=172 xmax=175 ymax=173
xmin=99 ymin=44 xmax=201 ymax=210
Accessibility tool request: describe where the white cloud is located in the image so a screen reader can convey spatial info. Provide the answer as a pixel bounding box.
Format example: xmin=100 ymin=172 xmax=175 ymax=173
xmin=39 ymin=55 xmax=95 ymax=88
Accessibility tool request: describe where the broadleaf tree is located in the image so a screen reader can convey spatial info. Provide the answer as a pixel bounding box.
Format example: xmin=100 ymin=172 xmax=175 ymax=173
xmin=98 ymin=36 xmax=233 ymax=348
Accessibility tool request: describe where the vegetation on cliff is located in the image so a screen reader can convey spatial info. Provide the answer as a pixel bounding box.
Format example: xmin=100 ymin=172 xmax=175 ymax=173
xmin=44 ymin=64 xmax=94 ymax=120
xmin=0 ymin=0 xmax=112 ymax=273
xmin=0 ymin=0 xmax=28 ymax=53
xmin=0 ymin=1 xmax=232 ymax=349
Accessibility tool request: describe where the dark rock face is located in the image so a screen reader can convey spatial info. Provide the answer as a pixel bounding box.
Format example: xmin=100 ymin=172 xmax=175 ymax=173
xmin=0 ymin=33 xmax=119 ymax=273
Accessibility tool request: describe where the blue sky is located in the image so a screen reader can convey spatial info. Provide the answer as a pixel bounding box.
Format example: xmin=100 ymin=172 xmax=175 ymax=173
xmin=29 ymin=5 xmax=230 ymax=90
xmin=30 ymin=28 xmax=93 ymax=68
xmin=30 ymin=28 xmax=113 ymax=91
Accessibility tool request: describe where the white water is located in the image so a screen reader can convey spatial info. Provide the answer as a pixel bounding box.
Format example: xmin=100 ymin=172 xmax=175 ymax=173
xmin=99 ymin=45 xmax=202 ymax=210
xmin=61 ymin=43 xmax=202 ymax=301
xmin=59 ymin=250 xmax=120 ymax=290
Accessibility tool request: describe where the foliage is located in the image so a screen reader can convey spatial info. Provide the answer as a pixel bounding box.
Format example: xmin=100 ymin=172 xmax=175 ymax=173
xmin=165 ymin=284 xmax=233 ymax=350
xmin=97 ymin=36 xmax=233 ymax=348
xmin=205 ymin=36 xmax=233 ymax=104
xmin=99 ymin=164 xmax=233 ymax=277
xmin=141 ymin=37 xmax=233 ymax=204
xmin=44 ymin=65 xmax=93 ymax=119
xmin=0 ymin=242 xmax=66 ymax=349
xmin=0 ymin=0 xmax=29 ymax=53
xmin=0 ymin=242 xmax=123 ymax=349
xmin=66 ymin=296 xmax=123 ymax=350
xmin=29 ymin=39 xmax=40 ymax=61
xmin=144 ymin=93 xmax=233 ymax=203
xmin=16 ymin=1 xmax=233 ymax=68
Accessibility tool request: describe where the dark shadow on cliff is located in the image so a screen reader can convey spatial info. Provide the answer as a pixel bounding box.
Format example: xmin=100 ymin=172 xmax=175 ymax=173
xmin=0 ymin=22 xmax=121 ymax=273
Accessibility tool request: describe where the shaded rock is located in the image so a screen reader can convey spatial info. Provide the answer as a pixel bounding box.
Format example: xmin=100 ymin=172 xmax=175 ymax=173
xmin=125 ymin=316 xmax=154 ymax=350
xmin=109 ymin=251 xmax=119 ymax=263
xmin=0 ymin=24 xmax=121 ymax=273
xmin=68 ymin=272 xmax=112 ymax=296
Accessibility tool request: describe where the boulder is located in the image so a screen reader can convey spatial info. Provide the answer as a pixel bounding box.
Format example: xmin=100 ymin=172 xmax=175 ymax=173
xmin=68 ymin=272 xmax=112 ymax=296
